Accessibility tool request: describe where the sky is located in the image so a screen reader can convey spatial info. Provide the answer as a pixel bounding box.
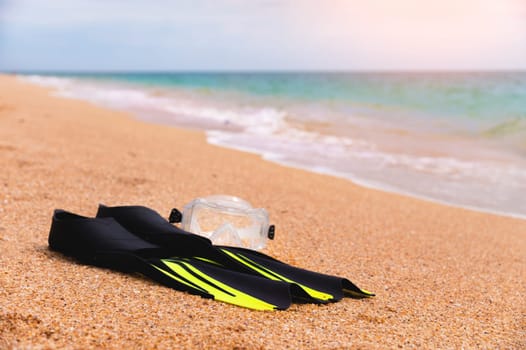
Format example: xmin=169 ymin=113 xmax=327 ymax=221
xmin=0 ymin=0 xmax=525 ymax=71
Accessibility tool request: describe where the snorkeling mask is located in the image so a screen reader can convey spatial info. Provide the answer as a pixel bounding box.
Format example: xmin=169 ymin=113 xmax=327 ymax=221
xmin=169 ymin=195 xmax=274 ymax=250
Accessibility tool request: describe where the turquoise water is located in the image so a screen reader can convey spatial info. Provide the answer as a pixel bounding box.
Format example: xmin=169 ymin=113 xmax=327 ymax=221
xmin=48 ymin=71 xmax=526 ymax=126
xmin=20 ymin=72 xmax=526 ymax=218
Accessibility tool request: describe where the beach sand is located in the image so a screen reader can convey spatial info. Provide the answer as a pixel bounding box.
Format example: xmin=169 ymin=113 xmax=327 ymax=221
xmin=0 ymin=74 xmax=524 ymax=349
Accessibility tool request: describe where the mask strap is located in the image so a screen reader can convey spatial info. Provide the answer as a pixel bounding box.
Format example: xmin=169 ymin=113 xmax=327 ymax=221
xmin=268 ymin=225 xmax=275 ymax=240
xmin=168 ymin=208 xmax=183 ymax=223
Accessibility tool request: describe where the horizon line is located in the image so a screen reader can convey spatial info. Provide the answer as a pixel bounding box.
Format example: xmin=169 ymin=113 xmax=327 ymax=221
xmin=3 ymin=68 xmax=526 ymax=75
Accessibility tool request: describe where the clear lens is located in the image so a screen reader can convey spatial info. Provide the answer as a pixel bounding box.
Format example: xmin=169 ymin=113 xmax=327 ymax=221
xmin=181 ymin=195 xmax=269 ymax=250
xmin=194 ymin=208 xmax=254 ymax=234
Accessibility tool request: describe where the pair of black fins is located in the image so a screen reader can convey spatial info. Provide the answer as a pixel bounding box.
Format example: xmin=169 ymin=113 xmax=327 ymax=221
xmin=48 ymin=205 xmax=374 ymax=311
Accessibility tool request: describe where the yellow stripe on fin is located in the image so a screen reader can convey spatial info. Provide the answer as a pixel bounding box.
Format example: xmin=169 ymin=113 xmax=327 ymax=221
xmin=162 ymin=259 xmax=278 ymax=311
xmin=221 ymin=249 xmax=334 ymax=302
xmin=151 ymin=263 xmax=208 ymax=294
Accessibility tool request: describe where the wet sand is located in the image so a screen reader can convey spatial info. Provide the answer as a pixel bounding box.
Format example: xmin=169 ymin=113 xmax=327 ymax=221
xmin=0 ymin=75 xmax=524 ymax=349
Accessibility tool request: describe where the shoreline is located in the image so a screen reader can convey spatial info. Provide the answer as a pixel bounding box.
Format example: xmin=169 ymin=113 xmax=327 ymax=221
xmin=18 ymin=73 xmax=526 ymax=221
xmin=1 ymin=74 xmax=525 ymax=349
xmin=207 ymin=137 xmax=526 ymax=222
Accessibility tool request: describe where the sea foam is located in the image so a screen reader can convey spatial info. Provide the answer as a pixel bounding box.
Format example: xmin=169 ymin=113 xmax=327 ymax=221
xmin=18 ymin=73 xmax=526 ymax=219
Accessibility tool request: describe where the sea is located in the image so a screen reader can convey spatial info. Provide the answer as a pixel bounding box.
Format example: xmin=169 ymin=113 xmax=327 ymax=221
xmin=19 ymin=72 xmax=526 ymax=219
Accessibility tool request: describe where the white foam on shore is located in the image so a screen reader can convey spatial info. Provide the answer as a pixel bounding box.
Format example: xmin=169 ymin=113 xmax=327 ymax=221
xmin=206 ymin=129 xmax=526 ymax=220
xmin=206 ymin=137 xmax=526 ymax=221
xmin=19 ymin=74 xmax=526 ymax=220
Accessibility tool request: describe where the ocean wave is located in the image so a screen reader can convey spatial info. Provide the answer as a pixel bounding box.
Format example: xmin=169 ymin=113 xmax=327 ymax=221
xmin=482 ymin=117 xmax=526 ymax=137
xmin=19 ymin=75 xmax=290 ymax=136
xmin=18 ymin=73 xmax=526 ymax=218
xmin=164 ymin=104 xmax=287 ymax=135
xmin=19 ymin=75 xmax=172 ymax=109
xmin=19 ymin=75 xmax=74 ymax=89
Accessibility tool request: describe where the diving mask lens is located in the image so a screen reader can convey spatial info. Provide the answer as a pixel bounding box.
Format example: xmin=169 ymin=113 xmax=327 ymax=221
xmin=181 ymin=195 xmax=273 ymax=250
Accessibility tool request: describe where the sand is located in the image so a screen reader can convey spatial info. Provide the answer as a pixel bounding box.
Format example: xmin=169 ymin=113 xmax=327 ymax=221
xmin=0 ymin=74 xmax=524 ymax=349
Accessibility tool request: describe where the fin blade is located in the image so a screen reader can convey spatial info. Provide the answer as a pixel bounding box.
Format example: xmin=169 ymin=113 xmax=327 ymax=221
xmin=161 ymin=259 xmax=282 ymax=311
xmin=221 ymin=248 xmax=334 ymax=302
